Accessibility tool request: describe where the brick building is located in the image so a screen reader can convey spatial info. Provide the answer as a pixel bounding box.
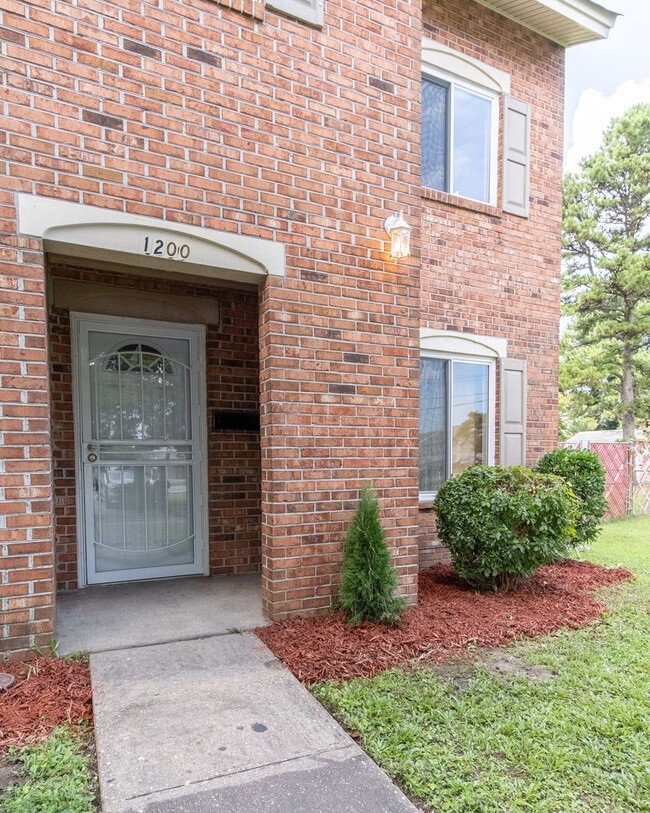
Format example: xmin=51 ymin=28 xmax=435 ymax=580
xmin=1 ymin=0 xmax=616 ymax=657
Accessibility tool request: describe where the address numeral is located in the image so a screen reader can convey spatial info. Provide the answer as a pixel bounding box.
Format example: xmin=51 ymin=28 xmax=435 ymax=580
xmin=143 ymin=236 xmax=191 ymax=260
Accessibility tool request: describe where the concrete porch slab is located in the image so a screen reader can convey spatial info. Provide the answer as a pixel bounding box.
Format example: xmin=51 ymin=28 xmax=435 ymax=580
xmin=91 ymin=633 xmax=418 ymax=813
xmin=56 ymin=574 xmax=265 ymax=655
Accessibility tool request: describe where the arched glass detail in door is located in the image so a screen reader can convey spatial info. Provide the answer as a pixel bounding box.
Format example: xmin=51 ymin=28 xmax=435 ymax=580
xmin=90 ymin=342 xmax=190 ymax=442
xmin=77 ymin=318 xmax=205 ymax=584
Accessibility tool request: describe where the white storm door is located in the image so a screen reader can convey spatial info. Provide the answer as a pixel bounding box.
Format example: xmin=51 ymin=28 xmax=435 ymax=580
xmin=74 ymin=315 xmax=207 ymax=585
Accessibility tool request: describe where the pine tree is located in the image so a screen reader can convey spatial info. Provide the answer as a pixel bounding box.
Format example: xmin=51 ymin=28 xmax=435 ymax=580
xmin=339 ymin=486 xmax=405 ymax=626
xmin=563 ymin=103 xmax=650 ymax=438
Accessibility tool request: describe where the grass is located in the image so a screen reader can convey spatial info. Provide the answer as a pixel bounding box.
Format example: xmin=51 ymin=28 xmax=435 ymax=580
xmin=0 ymin=728 xmax=97 ymax=813
xmin=313 ymin=516 xmax=650 ymax=813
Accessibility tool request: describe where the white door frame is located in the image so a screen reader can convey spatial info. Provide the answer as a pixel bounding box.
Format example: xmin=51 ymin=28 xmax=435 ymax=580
xmin=71 ymin=312 xmax=209 ymax=587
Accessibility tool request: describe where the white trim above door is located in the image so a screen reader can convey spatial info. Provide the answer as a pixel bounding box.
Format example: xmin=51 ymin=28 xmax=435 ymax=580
xmin=72 ymin=313 xmax=208 ymax=586
xmin=17 ymin=194 xmax=285 ymax=283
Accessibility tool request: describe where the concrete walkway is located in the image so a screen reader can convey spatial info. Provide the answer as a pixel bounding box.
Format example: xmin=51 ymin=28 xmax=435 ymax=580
xmin=57 ymin=574 xmax=266 ymax=655
xmin=91 ymin=633 xmax=418 ymax=813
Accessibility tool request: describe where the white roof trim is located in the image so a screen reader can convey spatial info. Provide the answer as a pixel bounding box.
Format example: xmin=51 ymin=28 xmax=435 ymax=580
xmin=422 ymin=38 xmax=511 ymax=94
xmin=474 ymin=0 xmax=618 ymax=46
xmin=17 ymin=194 xmax=285 ymax=282
xmin=420 ymin=328 xmax=508 ymax=359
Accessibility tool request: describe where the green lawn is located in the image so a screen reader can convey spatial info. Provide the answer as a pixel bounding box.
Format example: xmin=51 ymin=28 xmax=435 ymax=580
xmin=313 ymin=517 xmax=650 ymax=813
xmin=0 ymin=728 xmax=97 ymax=813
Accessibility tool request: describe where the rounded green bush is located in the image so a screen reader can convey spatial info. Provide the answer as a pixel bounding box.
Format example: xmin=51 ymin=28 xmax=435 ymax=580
xmin=433 ymin=466 xmax=579 ymax=592
xmin=535 ymin=448 xmax=607 ymax=548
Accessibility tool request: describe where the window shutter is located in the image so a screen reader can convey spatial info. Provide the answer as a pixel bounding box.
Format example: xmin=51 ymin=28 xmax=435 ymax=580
xmin=502 ymin=96 xmax=530 ymax=218
xmin=500 ymin=358 xmax=527 ymax=466
xmin=267 ymin=0 xmax=323 ymax=26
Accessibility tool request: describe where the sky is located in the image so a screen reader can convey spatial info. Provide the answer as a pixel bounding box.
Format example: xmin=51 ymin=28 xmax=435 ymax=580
xmin=564 ymin=0 xmax=650 ymax=171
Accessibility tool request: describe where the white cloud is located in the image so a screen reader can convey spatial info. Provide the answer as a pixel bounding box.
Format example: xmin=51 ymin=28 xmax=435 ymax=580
xmin=565 ymin=78 xmax=650 ymax=172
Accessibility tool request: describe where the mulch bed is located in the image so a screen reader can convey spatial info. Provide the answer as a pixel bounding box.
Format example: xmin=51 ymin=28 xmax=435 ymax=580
xmin=0 ymin=657 xmax=93 ymax=752
xmin=257 ymin=560 xmax=633 ymax=684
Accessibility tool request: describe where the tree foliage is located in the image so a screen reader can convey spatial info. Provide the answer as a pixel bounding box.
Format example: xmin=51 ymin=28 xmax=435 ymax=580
xmin=339 ymin=486 xmax=405 ymax=626
xmin=536 ymin=448 xmax=607 ymax=548
xmin=562 ymin=103 xmax=650 ymax=438
xmin=559 ymin=326 xmax=650 ymax=439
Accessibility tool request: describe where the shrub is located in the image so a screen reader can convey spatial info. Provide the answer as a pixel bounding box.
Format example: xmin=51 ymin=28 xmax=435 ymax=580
xmin=535 ymin=448 xmax=607 ymax=548
xmin=339 ymin=486 xmax=405 ymax=626
xmin=433 ymin=466 xmax=579 ymax=592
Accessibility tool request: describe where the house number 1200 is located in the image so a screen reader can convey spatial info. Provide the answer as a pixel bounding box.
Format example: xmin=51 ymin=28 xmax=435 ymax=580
xmin=143 ymin=236 xmax=191 ymax=260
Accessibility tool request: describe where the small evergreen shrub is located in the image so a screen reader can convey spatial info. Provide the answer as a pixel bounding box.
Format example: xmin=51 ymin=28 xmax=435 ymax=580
xmin=535 ymin=448 xmax=607 ymax=548
xmin=339 ymin=486 xmax=405 ymax=626
xmin=433 ymin=466 xmax=578 ymax=592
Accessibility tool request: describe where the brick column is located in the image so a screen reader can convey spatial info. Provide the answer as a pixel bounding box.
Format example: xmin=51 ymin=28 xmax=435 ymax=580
xmin=0 ymin=226 xmax=55 ymax=661
xmin=259 ymin=248 xmax=422 ymax=620
xmin=254 ymin=0 xmax=424 ymax=622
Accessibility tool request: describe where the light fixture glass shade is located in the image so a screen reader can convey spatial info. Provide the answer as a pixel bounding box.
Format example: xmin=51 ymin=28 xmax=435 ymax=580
xmin=385 ymin=212 xmax=412 ymax=259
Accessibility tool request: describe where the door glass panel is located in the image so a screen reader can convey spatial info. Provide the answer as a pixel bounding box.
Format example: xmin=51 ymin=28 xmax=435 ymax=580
xmin=147 ymin=465 xmax=168 ymax=550
xmin=167 ymin=465 xmax=193 ymax=545
xmin=96 ymin=444 xmax=193 ymax=462
xmin=92 ymin=459 xmax=195 ymax=573
xmin=84 ymin=328 xmax=199 ymax=580
xmin=90 ymin=342 xmax=190 ymax=442
xmin=121 ymin=362 xmax=144 ymax=440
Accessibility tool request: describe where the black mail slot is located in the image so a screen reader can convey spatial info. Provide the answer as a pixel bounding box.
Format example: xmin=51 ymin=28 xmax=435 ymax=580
xmin=212 ymin=410 xmax=260 ymax=431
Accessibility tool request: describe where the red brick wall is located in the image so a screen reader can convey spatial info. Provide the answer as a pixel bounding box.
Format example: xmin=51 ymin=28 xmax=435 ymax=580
xmin=47 ymin=262 xmax=261 ymax=589
xmin=1 ymin=0 xmax=423 ymax=628
xmin=205 ymin=284 xmax=261 ymax=576
xmin=1 ymin=0 xmax=566 ymax=654
xmin=416 ymin=0 xmax=564 ymax=562
xmin=47 ymin=306 xmax=76 ymax=589
xmin=0 ymin=238 xmax=56 ymax=660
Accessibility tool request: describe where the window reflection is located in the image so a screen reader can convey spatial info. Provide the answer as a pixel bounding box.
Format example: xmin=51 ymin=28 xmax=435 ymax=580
xmin=451 ymin=362 xmax=488 ymax=474
xmin=422 ymin=79 xmax=448 ymax=191
xmin=90 ymin=344 xmax=190 ymax=442
xmin=419 ymin=358 xmax=490 ymax=494
xmin=421 ymin=77 xmax=494 ymax=204
xmin=453 ymin=87 xmax=492 ymax=202
xmin=419 ymin=359 xmax=447 ymax=493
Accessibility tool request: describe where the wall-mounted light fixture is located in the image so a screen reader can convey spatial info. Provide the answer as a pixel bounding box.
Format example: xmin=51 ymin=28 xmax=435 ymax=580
xmin=384 ymin=212 xmax=412 ymax=259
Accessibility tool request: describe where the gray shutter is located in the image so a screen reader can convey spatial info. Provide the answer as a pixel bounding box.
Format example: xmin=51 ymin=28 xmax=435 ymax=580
xmin=502 ymin=96 xmax=530 ymax=218
xmin=500 ymin=358 xmax=527 ymax=466
xmin=267 ymin=0 xmax=323 ymax=26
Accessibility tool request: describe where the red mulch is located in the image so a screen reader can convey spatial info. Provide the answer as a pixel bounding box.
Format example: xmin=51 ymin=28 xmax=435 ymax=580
xmin=0 ymin=657 xmax=93 ymax=752
xmin=257 ymin=560 xmax=633 ymax=684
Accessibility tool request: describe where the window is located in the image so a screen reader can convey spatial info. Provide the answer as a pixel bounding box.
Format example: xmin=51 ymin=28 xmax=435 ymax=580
xmin=422 ymin=75 xmax=497 ymax=204
xmin=419 ymin=355 xmax=495 ymax=498
xmin=267 ymin=0 xmax=323 ymax=27
xmin=421 ymin=39 xmax=531 ymax=214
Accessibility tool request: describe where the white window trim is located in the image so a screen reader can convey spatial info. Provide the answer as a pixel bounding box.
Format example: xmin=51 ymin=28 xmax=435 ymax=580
xmin=420 ymin=329 xmax=508 ymax=359
xmin=419 ymin=351 xmax=497 ymax=503
xmin=421 ymin=39 xmax=511 ymax=207
xmin=267 ymin=0 xmax=323 ymax=27
xmin=422 ymin=39 xmax=511 ymax=95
